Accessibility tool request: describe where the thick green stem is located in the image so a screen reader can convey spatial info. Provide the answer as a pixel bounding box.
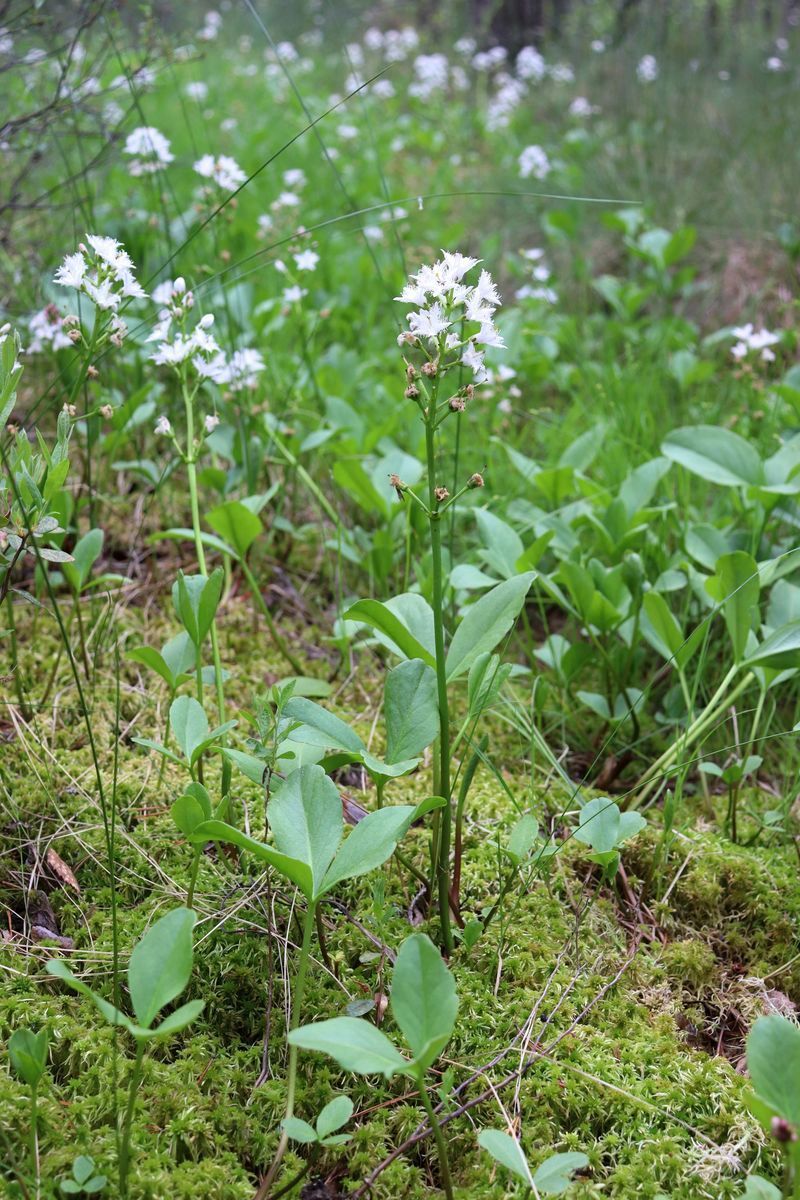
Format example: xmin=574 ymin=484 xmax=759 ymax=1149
xmin=240 ymin=559 xmax=303 ymax=675
xmin=417 ymin=1073 xmax=454 ymax=1200
xmin=256 ymin=902 xmax=317 ymax=1200
xmin=119 ymin=1041 xmax=145 ymax=1198
xmin=425 ymin=414 xmax=453 ymax=956
xmin=182 ymin=384 xmax=229 ymax=793
xmin=186 ymin=847 xmax=202 ymax=910
xmin=30 ymin=1085 xmax=39 ymax=1200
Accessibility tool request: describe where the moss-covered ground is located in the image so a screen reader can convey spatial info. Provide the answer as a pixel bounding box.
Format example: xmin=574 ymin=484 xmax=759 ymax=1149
xmin=1 ymin=587 xmax=797 ymax=1199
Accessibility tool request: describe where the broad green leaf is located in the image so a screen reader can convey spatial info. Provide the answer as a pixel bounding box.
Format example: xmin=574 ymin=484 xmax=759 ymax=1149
xmin=475 ymin=508 xmax=523 ymax=579
xmin=662 ymin=425 xmax=763 ymax=488
xmin=283 ymin=696 xmax=364 ymax=754
xmin=173 ymin=570 xmax=223 ymax=646
xmin=706 ymin=551 xmax=760 ymax=662
xmin=45 ymin=960 xmax=147 ymax=1037
xmin=506 ymin=814 xmax=539 ymax=865
xmin=477 ymin=1129 xmax=533 ymax=1184
xmin=171 ymin=782 xmax=212 ymax=837
xmin=288 ymin=1017 xmax=407 ymax=1077
xmin=222 ymin=747 xmax=269 ymax=785
xmin=641 ymin=592 xmax=704 ymax=670
xmin=127 ymin=645 xmax=174 ymax=688
xmin=170 ymin=696 xmax=211 ymax=764
xmin=345 ymin=597 xmax=435 ymax=667
xmin=188 ymin=818 xmax=314 ymax=898
xmin=62 ymin=528 xmax=103 ymax=592
xmin=533 ymin=1151 xmax=590 ymax=1194
xmin=390 ymin=933 xmax=457 ymax=1070
xmin=282 ymin=1117 xmax=318 ymax=1144
xmin=445 ymin=573 xmax=536 ymax=681
xmin=321 ymin=805 xmax=416 ymax=895
xmin=745 ymin=620 xmax=800 ymax=669
xmin=206 ymin=499 xmax=262 ymax=561
xmin=742 ymin=1177 xmax=782 ymax=1200
xmin=316 ymin=1095 xmax=353 ymax=1139
xmin=573 ymin=798 xmax=645 ymax=854
xmin=128 ymin=907 xmax=197 ymax=1029
xmin=747 ymin=1014 xmax=800 ymax=1127
xmin=468 ymin=652 xmax=512 ymax=719
xmin=8 ymin=1028 xmax=48 ymax=1088
xmin=149 ymin=998 xmax=205 ymax=1038
xmin=384 ymin=659 xmax=439 ymax=763
xmin=269 ymin=765 xmax=342 ymax=899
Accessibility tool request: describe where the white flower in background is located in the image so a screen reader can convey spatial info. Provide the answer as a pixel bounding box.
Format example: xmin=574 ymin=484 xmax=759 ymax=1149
xmin=383 ymin=28 xmax=419 ymax=62
xmin=409 ymin=53 xmax=449 ymax=98
xmin=549 ymin=62 xmax=575 ymax=83
xmin=637 ymin=54 xmax=658 ymax=82
xmin=521 ymin=247 xmax=545 ymax=261
xmin=54 ymin=236 xmax=147 ymax=310
xmin=591 ymin=39 xmax=606 ymax=53
xmin=193 ymin=153 xmax=246 ymax=191
xmin=518 ymin=144 xmax=551 ymax=180
xmin=337 ymin=123 xmax=358 ymax=139
xmin=472 ymin=46 xmax=507 ymax=71
xmin=273 ymin=190 xmax=301 ymax=209
xmin=283 ymin=285 xmax=307 ymax=304
xmin=516 ymin=45 xmax=546 ymax=81
xmin=730 ymin=323 xmax=781 ymax=363
xmin=282 ymin=167 xmax=306 ymax=189
xmin=363 ymin=224 xmax=384 ymax=242
xmin=372 ymin=78 xmax=395 ymax=98
xmin=204 ymin=413 xmax=220 ymax=432
xmin=364 ymin=28 xmax=384 ymax=51
xmin=155 ymin=415 xmax=172 ymax=435
xmin=274 ymin=40 xmax=298 ymax=61
xmin=198 ymin=9 xmax=222 ymax=41
xmin=293 ymin=249 xmax=319 ymax=271
xmin=28 ymin=305 xmax=72 ymax=353
xmin=185 ymin=80 xmax=209 ymax=100
xmin=486 ymin=74 xmax=526 ymax=130
xmin=257 ymin=214 xmax=274 ymax=237
xmin=220 ymin=118 xmax=237 ymax=133
xmin=203 ymin=348 xmax=265 ymax=392
xmin=454 ymin=36 xmax=476 ymax=56
xmin=124 ymin=126 xmax=174 ymax=175
xmin=569 ymin=96 xmax=597 ymax=117
xmin=0 ymin=28 xmax=13 ymax=55
xmin=766 ymin=56 xmax=784 ymax=71
xmin=396 ymin=252 xmax=503 ymax=384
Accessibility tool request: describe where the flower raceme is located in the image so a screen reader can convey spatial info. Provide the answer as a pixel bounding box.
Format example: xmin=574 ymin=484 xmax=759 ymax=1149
xmin=395 ymin=251 xmax=503 ymax=385
xmin=54 ymin=236 xmax=148 ymax=311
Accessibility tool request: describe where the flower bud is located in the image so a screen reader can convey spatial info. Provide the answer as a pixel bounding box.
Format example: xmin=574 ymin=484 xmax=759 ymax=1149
xmin=467 ymin=473 xmax=484 ymax=489
xmin=100 ymin=404 xmax=113 ymax=419
xmin=173 ymin=277 xmax=186 ymax=294
xmin=87 ymin=365 xmax=99 ymax=379
xmin=199 ymin=313 xmax=215 ymax=329
xmin=406 ymin=364 xmax=417 ymax=382
xmin=69 ymin=329 xmax=82 ymax=344
xmin=434 ymin=486 xmax=450 ymax=503
xmin=405 ymin=384 xmax=420 ymax=400
xmin=421 ymin=361 xmax=437 ymax=377
xmin=62 ymin=403 xmax=77 ymax=417
xmin=449 ymin=396 xmax=466 ymax=412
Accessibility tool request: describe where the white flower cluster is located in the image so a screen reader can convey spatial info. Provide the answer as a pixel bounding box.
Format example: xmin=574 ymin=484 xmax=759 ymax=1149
xmin=28 ymin=305 xmax=72 ymax=353
xmin=54 ymin=236 xmax=148 ymax=310
xmin=515 ymin=248 xmax=558 ymax=304
xmin=149 ymin=278 xmax=265 ymax=392
xmin=518 ymin=144 xmax=551 ymax=180
xmin=193 ymin=153 xmax=247 ymax=191
xmin=730 ymin=324 xmax=781 ymax=363
xmin=637 ymin=55 xmax=659 ymax=83
xmin=396 ymin=251 xmax=504 ymax=384
xmin=198 ymin=9 xmax=222 ymax=41
xmin=124 ymin=126 xmax=173 ymax=175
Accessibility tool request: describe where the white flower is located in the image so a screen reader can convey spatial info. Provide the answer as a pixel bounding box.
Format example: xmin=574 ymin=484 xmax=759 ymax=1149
xmin=151 ymin=280 xmax=175 ymax=305
xmin=337 ymin=123 xmax=358 ymax=140
xmin=569 ymin=96 xmax=597 ymax=117
xmin=155 ymin=415 xmax=171 ymax=435
xmin=767 ymin=56 xmax=784 ymax=71
xmin=462 ymin=342 xmax=487 ymax=381
xmin=372 ymin=79 xmax=395 ymax=98
xmin=729 ymin=324 xmax=780 ymax=363
xmin=185 ymin=80 xmax=209 ymax=100
xmin=28 ymin=305 xmax=72 ymax=353
xmin=283 ymin=285 xmax=306 ymax=304
xmin=362 ymin=224 xmax=384 ymax=242
xmin=409 ymin=53 xmax=449 ymax=98
xmin=273 ymin=190 xmax=300 ymax=209
xmin=283 ymin=168 xmax=306 ymax=189
xmin=124 ymin=126 xmax=173 ymax=175
xmin=294 ymin=249 xmax=319 ymax=271
xmin=54 ymin=236 xmax=147 ymax=309
xmin=193 ymin=153 xmax=247 ymax=191
xmin=54 ymin=251 xmax=87 ymax=290
xmin=408 ymin=303 xmax=451 ymax=340
xmin=591 ymin=39 xmax=606 ymax=53
xmin=637 ymin=54 xmax=658 ymax=83
xmin=518 ymin=144 xmax=551 ymax=180
xmin=199 ymin=10 xmax=222 ymax=40
xmin=516 ymin=46 xmax=546 ymax=81
xmin=204 ymin=413 xmax=220 ymax=432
